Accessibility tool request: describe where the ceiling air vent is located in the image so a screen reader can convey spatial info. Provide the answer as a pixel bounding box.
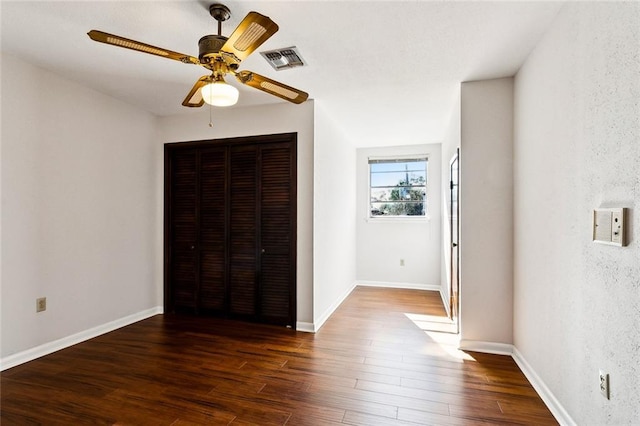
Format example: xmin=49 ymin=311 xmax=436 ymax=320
xmin=260 ymin=46 xmax=306 ymax=71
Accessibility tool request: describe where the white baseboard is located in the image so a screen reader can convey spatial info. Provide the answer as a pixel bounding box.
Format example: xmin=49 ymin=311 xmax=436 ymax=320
xmin=458 ymin=339 xmax=514 ymax=356
xmin=357 ymin=280 xmax=441 ymax=292
xmin=512 ymin=347 xmax=577 ymax=426
xmin=311 ymin=281 xmax=358 ymax=332
xmin=295 ymin=322 xmax=315 ymax=333
xmin=459 ymin=341 xmax=574 ymax=426
xmin=0 ymin=306 xmax=164 ymax=371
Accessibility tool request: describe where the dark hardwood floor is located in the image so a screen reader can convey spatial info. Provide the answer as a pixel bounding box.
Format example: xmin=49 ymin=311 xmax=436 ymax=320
xmin=1 ymin=287 xmax=557 ymax=425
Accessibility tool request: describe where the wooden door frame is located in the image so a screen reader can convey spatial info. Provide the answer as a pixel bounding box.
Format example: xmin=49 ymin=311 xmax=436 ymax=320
xmin=164 ymin=132 xmax=297 ymax=327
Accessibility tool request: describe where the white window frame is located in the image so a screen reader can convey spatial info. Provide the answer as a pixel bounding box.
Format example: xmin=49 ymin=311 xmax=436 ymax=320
xmin=367 ymin=154 xmax=429 ymax=222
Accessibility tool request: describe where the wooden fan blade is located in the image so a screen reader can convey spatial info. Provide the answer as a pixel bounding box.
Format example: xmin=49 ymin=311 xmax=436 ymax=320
xmin=88 ymin=30 xmax=200 ymax=65
xmin=235 ymin=71 xmax=308 ymax=104
xmin=220 ymin=12 xmax=278 ymax=63
xmin=182 ymin=76 xmax=211 ymax=107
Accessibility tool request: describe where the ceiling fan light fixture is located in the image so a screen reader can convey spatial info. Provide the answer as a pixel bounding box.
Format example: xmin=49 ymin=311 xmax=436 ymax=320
xmin=88 ymin=5 xmax=308 ymax=110
xmin=201 ymin=78 xmax=239 ymax=106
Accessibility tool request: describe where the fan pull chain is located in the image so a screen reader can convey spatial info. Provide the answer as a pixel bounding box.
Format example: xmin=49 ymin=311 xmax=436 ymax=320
xmin=209 ymin=101 xmax=213 ymax=127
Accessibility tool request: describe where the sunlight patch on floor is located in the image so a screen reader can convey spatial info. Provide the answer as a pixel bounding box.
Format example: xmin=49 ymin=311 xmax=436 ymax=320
xmin=404 ymin=312 xmax=458 ymax=333
xmin=404 ymin=313 xmax=475 ymax=362
xmin=424 ymin=330 xmax=475 ymax=361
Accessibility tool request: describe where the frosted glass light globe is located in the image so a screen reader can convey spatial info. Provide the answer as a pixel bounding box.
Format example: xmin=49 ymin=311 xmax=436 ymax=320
xmin=201 ymin=81 xmax=239 ymax=106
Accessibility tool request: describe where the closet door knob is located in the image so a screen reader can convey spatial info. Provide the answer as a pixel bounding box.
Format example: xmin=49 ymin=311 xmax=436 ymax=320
xmin=261 ymin=249 xmax=266 ymax=254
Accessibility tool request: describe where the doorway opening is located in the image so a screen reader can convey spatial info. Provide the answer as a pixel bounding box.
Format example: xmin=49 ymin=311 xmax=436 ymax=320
xmin=449 ymin=148 xmax=460 ymax=334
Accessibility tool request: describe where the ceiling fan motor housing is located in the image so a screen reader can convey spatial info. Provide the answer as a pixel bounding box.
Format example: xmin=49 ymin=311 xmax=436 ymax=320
xmin=198 ymin=35 xmax=227 ymax=63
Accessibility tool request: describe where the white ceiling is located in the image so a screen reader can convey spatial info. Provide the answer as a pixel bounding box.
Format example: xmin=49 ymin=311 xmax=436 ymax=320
xmin=1 ymin=1 xmax=563 ymax=147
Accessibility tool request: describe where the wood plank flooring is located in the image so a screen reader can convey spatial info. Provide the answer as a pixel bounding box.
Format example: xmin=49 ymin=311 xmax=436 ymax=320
xmin=1 ymin=287 xmax=557 ymax=425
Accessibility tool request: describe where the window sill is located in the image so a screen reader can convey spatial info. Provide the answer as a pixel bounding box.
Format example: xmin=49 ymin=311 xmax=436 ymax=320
xmin=366 ymin=216 xmax=431 ymax=224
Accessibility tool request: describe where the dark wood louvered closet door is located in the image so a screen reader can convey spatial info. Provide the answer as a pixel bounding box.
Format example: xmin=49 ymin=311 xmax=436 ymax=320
xmin=164 ymin=133 xmax=296 ymax=328
xmin=199 ymin=147 xmax=227 ymax=314
xmin=228 ymin=144 xmax=258 ymax=319
xmin=168 ymin=149 xmax=198 ymax=310
xmin=259 ymin=142 xmax=296 ymax=325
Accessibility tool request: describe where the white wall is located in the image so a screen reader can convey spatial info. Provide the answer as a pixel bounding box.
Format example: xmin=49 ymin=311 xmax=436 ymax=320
xmin=459 ymin=78 xmax=514 ymax=348
xmin=1 ymin=54 xmax=159 ymax=360
xmin=157 ymin=101 xmax=315 ymax=326
xmin=440 ymin=89 xmax=461 ymax=311
xmin=356 ymin=144 xmax=442 ymax=289
xmin=514 ymin=3 xmax=640 ymax=424
xmin=312 ymin=102 xmax=357 ymax=329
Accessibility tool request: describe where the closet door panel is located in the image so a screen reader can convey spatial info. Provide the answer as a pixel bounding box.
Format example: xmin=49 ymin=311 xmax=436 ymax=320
xmin=199 ymin=148 xmax=227 ymax=312
xmin=169 ymin=149 xmax=198 ymax=309
xmin=259 ymin=143 xmax=295 ymax=325
xmin=229 ymin=145 xmax=258 ymax=317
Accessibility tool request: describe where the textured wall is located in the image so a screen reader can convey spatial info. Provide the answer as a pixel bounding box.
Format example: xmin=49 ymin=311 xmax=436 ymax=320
xmin=459 ymin=78 xmax=514 ymax=347
xmin=1 ymin=54 xmax=158 ymax=358
xmin=514 ymin=3 xmax=640 ymax=424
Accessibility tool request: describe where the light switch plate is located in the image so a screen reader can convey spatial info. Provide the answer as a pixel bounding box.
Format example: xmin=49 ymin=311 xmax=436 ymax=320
xmin=593 ymin=208 xmax=627 ymax=246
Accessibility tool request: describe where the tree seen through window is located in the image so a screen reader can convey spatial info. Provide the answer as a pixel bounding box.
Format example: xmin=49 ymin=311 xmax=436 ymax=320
xmin=369 ymin=158 xmax=427 ymax=217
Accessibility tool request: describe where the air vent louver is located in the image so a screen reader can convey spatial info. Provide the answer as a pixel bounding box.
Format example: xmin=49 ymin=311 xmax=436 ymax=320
xmin=260 ymin=46 xmax=306 ymax=71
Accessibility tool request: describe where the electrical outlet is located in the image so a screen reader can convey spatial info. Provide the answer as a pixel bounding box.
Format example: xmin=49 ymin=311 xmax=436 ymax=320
xmin=36 ymin=297 xmax=46 ymax=313
xmin=599 ymin=370 xmax=610 ymax=399
xmin=611 ymin=210 xmax=624 ymax=245
xmin=400 ymin=259 xmax=405 ymax=266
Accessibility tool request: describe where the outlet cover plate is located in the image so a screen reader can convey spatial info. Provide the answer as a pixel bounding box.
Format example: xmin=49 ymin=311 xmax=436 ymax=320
xmin=593 ymin=208 xmax=627 ymax=246
xmin=599 ymin=370 xmax=610 ymax=399
xmin=36 ymin=297 xmax=46 ymax=312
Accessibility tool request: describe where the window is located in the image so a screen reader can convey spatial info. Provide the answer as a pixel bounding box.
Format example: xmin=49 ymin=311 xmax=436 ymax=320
xmin=369 ymin=157 xmax=427 ymax=218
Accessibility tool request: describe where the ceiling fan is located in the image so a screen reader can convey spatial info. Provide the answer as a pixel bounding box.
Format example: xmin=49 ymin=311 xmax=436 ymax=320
xmin=88 ymin=3 xmax=308 ymax=108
